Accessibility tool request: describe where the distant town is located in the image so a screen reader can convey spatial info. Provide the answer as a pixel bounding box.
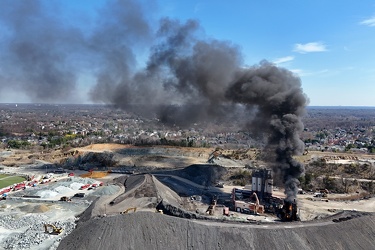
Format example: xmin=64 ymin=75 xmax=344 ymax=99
xmin=0 ymin=103 xmax=374 ymax=154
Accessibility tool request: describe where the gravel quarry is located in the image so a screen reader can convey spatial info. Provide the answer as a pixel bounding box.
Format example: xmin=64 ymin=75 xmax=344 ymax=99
xmin=1 ymin=146 xmax=375 ymax=249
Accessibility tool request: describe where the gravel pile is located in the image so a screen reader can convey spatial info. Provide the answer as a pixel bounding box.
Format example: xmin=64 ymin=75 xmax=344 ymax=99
xmin=58 ymin=211 xmax=375 ymax=250
xmin=0 ymin=213 xmax=76 ymax=250
xmin=17 ymin=177 xmax=98 ymax=199
xmin=19 ymin=204 xmax=50 ymax=213
xmin=92 ymin=185 xmax=120 ymax=196
xmin=0 ymin=214 xmax=48 ymax=230
xmin=163 ymin=164 xmax=227 ymax=186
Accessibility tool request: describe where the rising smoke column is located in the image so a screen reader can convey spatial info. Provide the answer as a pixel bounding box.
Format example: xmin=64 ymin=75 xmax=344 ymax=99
xmin=88 ymin=0 xmax=153 ymax=106
xmin=0 ymin=0 xmax=308 ymax=197
xmin=0 ymin=0 xmax=84 ymax=103
xmin=226 ymin=61 xmax=307 ymax=200
xmin=141 ymin=18 xmax=244 ymax=125
xmin=88 ymin=8 xmax=309 ymax=198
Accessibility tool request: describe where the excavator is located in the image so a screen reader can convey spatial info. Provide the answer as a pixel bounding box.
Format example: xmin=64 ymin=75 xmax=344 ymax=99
xmin=249 ymin=192 xmax=264 ymax=215
xmin=44 ymin=224 xmax=63 ymax=235
xmin=207 ymin=148 xmax=223 ymax=163
xmin=120 ymin=207 xmax=137 ymax=214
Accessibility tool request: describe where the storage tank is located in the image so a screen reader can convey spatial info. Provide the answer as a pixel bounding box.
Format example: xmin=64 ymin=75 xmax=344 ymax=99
xmin=266 ymin=179 xmax=273 ymax=196
xmin=252 ymin=176 xmax=257 ymax=191
xmin=257 ymin=176 xmax=262 ymax=192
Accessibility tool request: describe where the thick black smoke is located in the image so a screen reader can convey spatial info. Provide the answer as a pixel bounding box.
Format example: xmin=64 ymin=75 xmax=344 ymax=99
xmin=226 ymin=62 xmax=306 ymax=200
xmin=0 ymin=0 xmax=84 ymax=103
xmin=0 ymin=0 xmax=308 ymax=199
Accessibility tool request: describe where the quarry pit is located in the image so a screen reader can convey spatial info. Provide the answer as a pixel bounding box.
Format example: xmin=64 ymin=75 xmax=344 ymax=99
xmin=1 ymin=144 xmax=374 ymax=250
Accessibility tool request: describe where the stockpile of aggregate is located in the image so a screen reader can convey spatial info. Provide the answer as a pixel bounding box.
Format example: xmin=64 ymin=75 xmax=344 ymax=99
xmin=163 ymin=164 xmax=227 ymax=186
xmin=109 ymin=174 xmax=181 ymax=209
xmin=92 ymin=184 xmax=120 ymax=196
xmin=18 ymin=177 xmax=99 ymax=199
xmin=19 ymin=204 xmax=50 ymax=213
xmin=58 ymin=211 xmax=375 ymax=250
xmin=0 ymin=213 xmax=75 ymax=250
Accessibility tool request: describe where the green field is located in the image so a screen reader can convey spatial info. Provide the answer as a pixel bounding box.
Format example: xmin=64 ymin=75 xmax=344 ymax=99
xmin=0 ymin=175 xmax=26 ymax=189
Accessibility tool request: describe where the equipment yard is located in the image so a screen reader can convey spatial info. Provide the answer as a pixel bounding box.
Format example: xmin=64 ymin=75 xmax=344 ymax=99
xmin=1 ymin=144 xmax=375 ymax=250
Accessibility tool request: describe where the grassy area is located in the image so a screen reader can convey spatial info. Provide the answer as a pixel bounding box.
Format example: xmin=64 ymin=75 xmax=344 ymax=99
xmin=0 ymin=174 xmax=9 ymax=179
xmin=0 ymin=175 xmax=26 ymax=189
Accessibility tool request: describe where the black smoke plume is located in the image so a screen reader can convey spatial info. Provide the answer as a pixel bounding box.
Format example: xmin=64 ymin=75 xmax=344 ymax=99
xmin=0 ymin=0 xmax=308 ymax=199
xmin=0 ymin=0 xmax=84 ymax=103
xmin=226 ymin=62 xmax=306 ymax=200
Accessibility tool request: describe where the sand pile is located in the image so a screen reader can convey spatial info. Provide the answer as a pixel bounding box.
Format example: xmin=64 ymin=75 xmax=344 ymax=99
xmin=80 ymin=171 xmax=108 ymax=178
xmin=58 ymin=211 xmax=375 ymax=250
xmin=19 ymin=204 xmax=50 ymax=213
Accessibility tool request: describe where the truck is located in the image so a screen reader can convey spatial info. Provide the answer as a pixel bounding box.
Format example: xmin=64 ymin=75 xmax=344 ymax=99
xmin=13 ymin=183 xmax=26 ymax=191
xmin=234 ymin=192 xmax=264 ymax=214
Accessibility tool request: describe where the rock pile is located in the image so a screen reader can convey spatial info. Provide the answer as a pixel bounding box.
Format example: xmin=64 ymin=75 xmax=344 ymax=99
xmin=58 ymin=211 xmax=375 ymax=250
xmin=0 ymin=214 xmax=75 ymax=250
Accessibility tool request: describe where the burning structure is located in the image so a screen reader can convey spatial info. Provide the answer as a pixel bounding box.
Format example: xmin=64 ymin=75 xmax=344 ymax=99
xmin=232 ymin=168 xmax=300 ymax=221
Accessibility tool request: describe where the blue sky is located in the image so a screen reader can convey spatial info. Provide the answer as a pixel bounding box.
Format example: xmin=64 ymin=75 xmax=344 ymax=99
xmin=0 ymin=0 xmax=374 ymax=106
xmin=158 ymin=0 xmax=375 ymax=106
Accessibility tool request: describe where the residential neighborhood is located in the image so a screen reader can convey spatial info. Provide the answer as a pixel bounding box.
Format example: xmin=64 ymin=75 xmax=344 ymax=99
xmin=1 ymin=104 xmax=374 ymax=154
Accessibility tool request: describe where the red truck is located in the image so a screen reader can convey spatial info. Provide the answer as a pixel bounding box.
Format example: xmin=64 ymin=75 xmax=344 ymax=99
xmin=13 ymin=183 xmax=26 ymax=191
xmin=0 ymin=187 xmax=11 ymax=195
xmin=80 ymin=184 xmax=90 ymax=190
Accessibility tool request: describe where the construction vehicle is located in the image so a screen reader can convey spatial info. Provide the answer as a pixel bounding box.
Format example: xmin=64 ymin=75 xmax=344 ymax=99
xmin=277 ymin=199 xmax=299 ymax=221
xmin=60 ymin=196 xmax=71 ymax=202
xmin=206 ymin=195 xmax=218 ymax=215
xmin=249 ymin=192 xmax=264 ymax=214
xmin=207 ymin=148 xmax=223 ymax=163
xmin=233 ymin=192 xmax=264 ymax=214
xmin=120 ymin=207 xmax=137 ymax=214
xmin=13 ymin=183 xmax=26 ymax=191
xmin=44 ymin=224 xmax=63 ymax=235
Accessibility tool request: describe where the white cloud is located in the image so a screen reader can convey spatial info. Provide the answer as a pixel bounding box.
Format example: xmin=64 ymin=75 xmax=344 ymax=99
xmin=360 ymin=16 xmax=375 ymax=26
xmin=290 ymin=69 xmax=329 ymax=77
xmin=293 ymin=42 xmax=327 ymax=54
xmin=290 ymin=69 xmax=305 ymax=76
xmin=273 ymin=56 xmax=294 ymax=64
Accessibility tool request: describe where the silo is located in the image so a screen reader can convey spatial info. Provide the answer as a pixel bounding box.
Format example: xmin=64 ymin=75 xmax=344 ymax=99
xmin=257 ymin=176 xmax=262 ymax=192
xmin=252 ymin=176 xmax=257 ymax=192
xmin=266 ymin=178 xmax=273 ymax=196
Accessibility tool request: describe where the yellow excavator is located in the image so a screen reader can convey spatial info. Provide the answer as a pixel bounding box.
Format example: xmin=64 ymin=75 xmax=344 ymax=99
xmin=120 ymin=207 xmax=137 ymax=214
xmin=44 ymin=224 xmax=63 ymax=235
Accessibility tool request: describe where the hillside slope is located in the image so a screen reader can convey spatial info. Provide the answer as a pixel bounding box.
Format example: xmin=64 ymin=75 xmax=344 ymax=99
xmin=58 ymin=211 xmax=375 ymax=250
